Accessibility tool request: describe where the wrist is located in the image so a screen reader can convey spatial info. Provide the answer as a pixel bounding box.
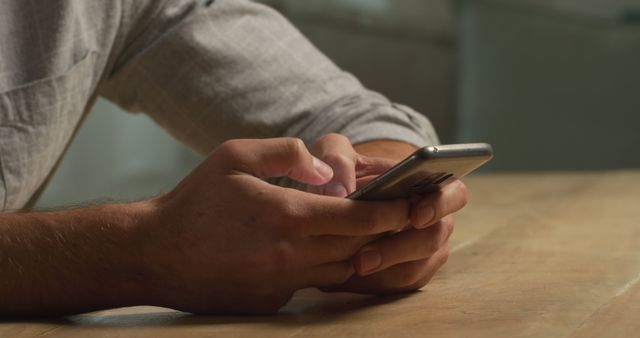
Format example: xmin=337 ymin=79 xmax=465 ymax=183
xmin=110 ymin=199 xmax=162 ymax=307
xmin=0 ymin=199 xmax=165 ymax=315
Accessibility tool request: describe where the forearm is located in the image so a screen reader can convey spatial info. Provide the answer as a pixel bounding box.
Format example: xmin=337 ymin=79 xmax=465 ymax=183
xmin=0 ymin=202 xmax=153 ymax=316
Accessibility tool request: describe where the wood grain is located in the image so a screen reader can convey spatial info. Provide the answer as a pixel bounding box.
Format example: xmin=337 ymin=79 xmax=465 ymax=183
xmin=2 ymin=171 xmax=639 ymax=337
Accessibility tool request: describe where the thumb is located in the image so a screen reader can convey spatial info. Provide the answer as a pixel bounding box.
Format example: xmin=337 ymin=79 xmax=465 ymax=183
xmin=218 ymin=138 xmax=334 ymax=186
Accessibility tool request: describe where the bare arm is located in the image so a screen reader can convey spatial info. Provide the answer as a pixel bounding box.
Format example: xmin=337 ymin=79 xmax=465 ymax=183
xmin=0 ymin=203 xmax=152 ymax=316
xmin=0 ymin=138 xmax=415 ymax=316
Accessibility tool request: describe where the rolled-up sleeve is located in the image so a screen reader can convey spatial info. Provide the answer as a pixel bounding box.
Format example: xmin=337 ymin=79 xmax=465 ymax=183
xmin=100 ymin=0 xmax=439 ymax=155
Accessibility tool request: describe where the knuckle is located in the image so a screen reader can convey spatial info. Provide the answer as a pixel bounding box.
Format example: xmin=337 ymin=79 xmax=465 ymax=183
xmin=217 ymin=139 xmax=244 ymax=156
xmin=283 ymin=138 xmax=310 ymax=170
xmin=270 ymin=195 xmax=301 ymax=227
xmin=438 ymin=244 xmax=451 ymax=266
xmin=456 ymin=181 xmax=469 ymax=207
xmin=398 ymin=273 xmax=430 ymax=292
xmin=443 ymin=217 xmax=455 ymax=236
xmin=275 ymin=199 xmax=308 ymax=237
xmin=322 ymin=153 xmax=354 ymax=169
xmin=284 ymin=137 xmax=306 ymax=155
xmin=275 ymin=197 xmax=296 ymax=219
xmin=265 ymin=241 xmax=296 ymax=273
xmin=215 ymin=140 xmax=241 ymax=158
xmin=398 ymin=263 xmax=426 ymax=288
xmin=407 ymin=279 xmax=429 ymax=292
xmin=423 ymin=230 xmax=443 ymax=256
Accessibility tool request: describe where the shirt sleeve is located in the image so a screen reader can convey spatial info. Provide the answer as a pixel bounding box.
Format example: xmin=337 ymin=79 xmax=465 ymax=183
xmin=99 ymin=0 xmax=440 ymax=155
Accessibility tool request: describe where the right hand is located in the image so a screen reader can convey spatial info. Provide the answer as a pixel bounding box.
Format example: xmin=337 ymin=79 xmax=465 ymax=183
xmin=137 ymin=138 xmax=410 ymax=314
xmin=306 ymin=134 xmax=465 ymax=294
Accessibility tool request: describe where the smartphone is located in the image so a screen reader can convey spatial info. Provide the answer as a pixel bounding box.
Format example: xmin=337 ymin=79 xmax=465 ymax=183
xmin=348 ymin=143 xmax=493 ymax=201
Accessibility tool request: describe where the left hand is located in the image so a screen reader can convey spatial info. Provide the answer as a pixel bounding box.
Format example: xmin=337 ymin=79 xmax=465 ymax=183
xmin=309 ymin=134 xmax=468 ymax=294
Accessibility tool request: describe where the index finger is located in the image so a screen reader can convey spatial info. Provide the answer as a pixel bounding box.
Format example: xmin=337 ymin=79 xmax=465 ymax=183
xmin=286 ymin=190 xmax=410 ymax=237
xmin=311 ymin=133 xmax=357 ymax=197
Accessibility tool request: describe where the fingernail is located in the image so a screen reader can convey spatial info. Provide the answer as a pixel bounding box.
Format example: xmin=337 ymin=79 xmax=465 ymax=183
xmin=324 ymin=181 xmax=348 ymax=197
xmin=312 ymin=156 xmax=333 ymax=180
xmin=356 ymin=249 xmax=382 ymax=275
xmin=415 ymin=205 xmax=435 ymax=229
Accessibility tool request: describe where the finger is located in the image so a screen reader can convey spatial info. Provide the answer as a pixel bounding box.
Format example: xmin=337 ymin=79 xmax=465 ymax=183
xmin=216 ymin=138 xmax=333 ymax=186
xmin=297 ymin=261 xmax=355 ymax=289
xmin=410 ymin=180 xmax=468 ymax=229
xmin=354 ymin=156 xmax=398 ymax=189
xmin=300 ymin=235 xmax=374 ymax=266
xmin=288 ymin=190 xmax=410 ymax=236
xmin=355 ymin=175 xmax=377 ymax=189
xmin=352 ymin=216 xmax=454 ymax=276
xmin=324 ymin=245 xmax=450 ymax=294
xmin=355 ymin=156 xmax=397 ymax=178
xmin=311 ymin=133 xmax=357 ymax=197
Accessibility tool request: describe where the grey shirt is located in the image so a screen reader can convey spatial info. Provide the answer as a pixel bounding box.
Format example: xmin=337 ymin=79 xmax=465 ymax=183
xmin=0 ymin=0 xmax=438 ymax=211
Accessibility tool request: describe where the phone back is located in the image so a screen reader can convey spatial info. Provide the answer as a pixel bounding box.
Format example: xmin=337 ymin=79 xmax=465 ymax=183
xmin=350 ymin=143 xmax=493 ymax=201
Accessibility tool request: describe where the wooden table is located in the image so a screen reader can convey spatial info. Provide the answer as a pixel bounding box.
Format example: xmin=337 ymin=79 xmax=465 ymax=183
xmin=3 ymin=171 xmax=640 ymax=337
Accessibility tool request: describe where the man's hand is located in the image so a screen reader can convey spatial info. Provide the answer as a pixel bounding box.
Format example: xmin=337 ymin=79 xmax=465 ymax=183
xmin=310 ymin=134 xmax=468 ymax=294
xmin=144 ymin=137 xmax=404 ymax=314
xmin=0 ymin=137 xmax=414 ymax=316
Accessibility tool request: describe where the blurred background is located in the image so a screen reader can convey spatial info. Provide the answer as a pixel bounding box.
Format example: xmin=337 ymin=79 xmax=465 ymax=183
xmin=37 ymin=0 xmax=640 ymax=208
